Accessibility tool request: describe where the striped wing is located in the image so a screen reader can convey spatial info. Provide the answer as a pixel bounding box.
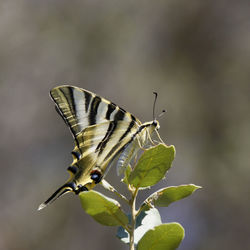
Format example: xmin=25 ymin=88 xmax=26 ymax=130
xmin=38 ymin=85 xmax=159 ymax=210
xmin=71 ymin=120 xmax=140 ymax=187
xmin=50 ymin=85 xmax=142 ymax=182
xmin=50 ymin=85 xmax=141 ymax=139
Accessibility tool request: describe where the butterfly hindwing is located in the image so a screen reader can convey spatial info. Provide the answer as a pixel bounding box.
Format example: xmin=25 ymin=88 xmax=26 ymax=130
xmin=70 ymin=120 xmax=139 ymax=187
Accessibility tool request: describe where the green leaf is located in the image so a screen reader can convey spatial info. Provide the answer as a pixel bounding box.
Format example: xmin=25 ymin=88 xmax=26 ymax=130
xmin=79 ymin=190 xmax=128 ymax=226
xmin=117 ymin=208 xmax=162 ymax=244
xmin=122 ymin=164 xmax=132 ymax=185
xmin=142 ymin=184 xmax=201 ymax=211
xmin=128 ymin=144 xmax=175 ymax=188
xmin=137 ymin=223 xmax=185 ymax=250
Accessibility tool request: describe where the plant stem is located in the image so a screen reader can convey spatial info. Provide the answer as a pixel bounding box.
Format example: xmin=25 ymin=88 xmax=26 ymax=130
xmin=129 ymin=187 xmax=139 ymax=250
xmin=101 ymin=179 xmax=129 ymax=204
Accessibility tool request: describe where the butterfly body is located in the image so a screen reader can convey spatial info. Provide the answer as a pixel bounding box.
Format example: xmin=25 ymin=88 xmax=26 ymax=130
xmin=38 ymin=86 xmax=160 ymax=210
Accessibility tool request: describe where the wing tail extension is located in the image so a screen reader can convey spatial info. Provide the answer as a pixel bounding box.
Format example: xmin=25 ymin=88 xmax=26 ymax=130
xmin=38 ymin=182 xmax=76 ymax=211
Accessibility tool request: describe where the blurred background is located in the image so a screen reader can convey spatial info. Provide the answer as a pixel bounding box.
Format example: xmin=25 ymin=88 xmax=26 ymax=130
xmin=0 ymin=0 xmax=249 ymax=249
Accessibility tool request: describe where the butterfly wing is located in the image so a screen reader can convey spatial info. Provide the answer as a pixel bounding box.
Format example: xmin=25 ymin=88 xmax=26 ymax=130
xmin=50 ymin=85 xmax=142 ymax=185
xmin=50 ymin=85 xmax=140 ymax=137
xmin=71 ymin=120 xmax=140 ymax=187
xmin=39 ymin=85 xmax=157 ymax=210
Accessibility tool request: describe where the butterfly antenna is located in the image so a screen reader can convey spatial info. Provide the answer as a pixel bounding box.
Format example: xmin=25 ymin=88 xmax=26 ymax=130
xmin=153 ymin=92 xmax=158 ymax=120
xmin=158 ymin=109 xmax=166 ymax=119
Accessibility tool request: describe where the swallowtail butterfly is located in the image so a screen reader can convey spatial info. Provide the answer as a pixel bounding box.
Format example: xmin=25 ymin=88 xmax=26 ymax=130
xmin=38 ymin=85 xmax=163 ymax=210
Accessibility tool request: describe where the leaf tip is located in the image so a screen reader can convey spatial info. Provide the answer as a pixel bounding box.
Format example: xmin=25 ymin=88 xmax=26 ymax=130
xmin=190 ymin=184 xmax=202 ymax=190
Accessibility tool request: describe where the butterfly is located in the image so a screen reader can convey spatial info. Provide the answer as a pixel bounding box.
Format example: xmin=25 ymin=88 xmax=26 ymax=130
xmin=38 ymin=85 xmax=164 ymax=210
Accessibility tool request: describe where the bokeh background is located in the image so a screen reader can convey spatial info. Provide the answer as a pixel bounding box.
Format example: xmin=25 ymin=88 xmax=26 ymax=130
xmin=0 ymin=1 xmax=249 ymax=249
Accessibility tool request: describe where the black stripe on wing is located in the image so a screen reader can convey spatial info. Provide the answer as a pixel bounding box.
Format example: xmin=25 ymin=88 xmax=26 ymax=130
xmin=95 ymin=109 xmax=126 ymax=155
xmin=103 ymin=120 xmax=137 ymax=162
xmin=84 ymin=91 xmax=92 ymax=113
xmin=89 ymin=96 xmax=102 ymax=125
xmin=95 ymin=122 xmax=115 ymax=154
xmin=114 ymin=109 xmax=125 ymax=121
xmin=119 ymin=120 xmax=136 ymax=142
xmin=106 ymin=103 xmax=116 ymax=120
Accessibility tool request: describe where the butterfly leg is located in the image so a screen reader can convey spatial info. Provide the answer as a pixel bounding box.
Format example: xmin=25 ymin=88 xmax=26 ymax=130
xmin=136 ymin=137 xmax=147 ymax=150
xmin=146 ymin=129 xmax=158 ymax=146
xmin=155 ymin=129 xmax=165 ymax=144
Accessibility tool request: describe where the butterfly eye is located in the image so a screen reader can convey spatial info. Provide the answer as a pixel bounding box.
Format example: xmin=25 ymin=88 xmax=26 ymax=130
xmin=152 ymin=120 xmax=157 ymax=126
xmin=90 ymin=170 xmax=102 ymax=184
xmin=152 ymin=120 xmax=160 ymax=129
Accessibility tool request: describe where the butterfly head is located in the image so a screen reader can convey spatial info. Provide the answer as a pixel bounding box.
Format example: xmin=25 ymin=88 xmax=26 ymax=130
xmin=152 ymin=119 xmax=160 ymax=130
xmin=143 ymin=119 xmax=160 ymax=136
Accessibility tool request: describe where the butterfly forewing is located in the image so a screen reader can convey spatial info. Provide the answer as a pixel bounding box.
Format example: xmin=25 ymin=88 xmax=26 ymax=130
xmin=50 ymin=86 xmax=141 ymax=138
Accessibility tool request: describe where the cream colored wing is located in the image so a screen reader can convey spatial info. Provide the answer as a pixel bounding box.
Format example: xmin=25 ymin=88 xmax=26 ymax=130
xmin=50 ymin=85 xmax=141 ymax=139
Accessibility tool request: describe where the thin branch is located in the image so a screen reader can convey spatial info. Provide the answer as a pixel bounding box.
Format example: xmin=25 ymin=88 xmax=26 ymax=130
xmin=129 ymin=187 xmax=139 ymax=250
xmin=136 ymin=199 xmax=154 ymax=218
xmin=101 ymin=179 xmax=129 ymax=204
